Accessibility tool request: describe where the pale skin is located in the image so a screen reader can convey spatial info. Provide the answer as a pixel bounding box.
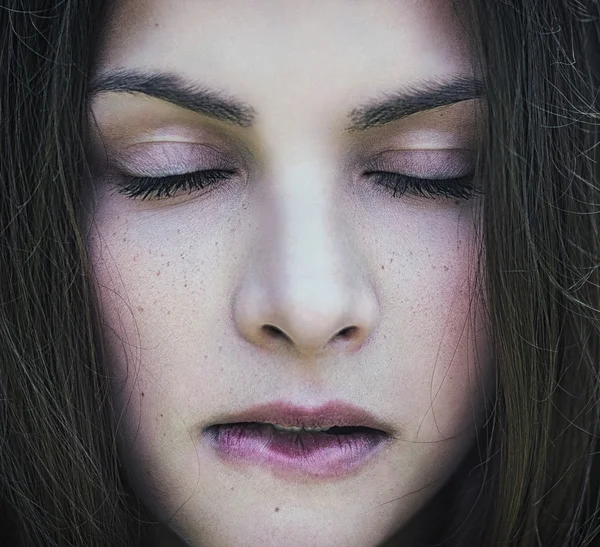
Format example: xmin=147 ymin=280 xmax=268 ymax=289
xmin=85 ymin=1 xmax=494 ymax=546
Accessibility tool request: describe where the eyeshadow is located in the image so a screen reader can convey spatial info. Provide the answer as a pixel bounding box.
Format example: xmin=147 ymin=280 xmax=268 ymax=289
xmin=367 ymin=149 xmax=475 ymax=178
xmin=114 ymin=142 xmax=235 ymax=177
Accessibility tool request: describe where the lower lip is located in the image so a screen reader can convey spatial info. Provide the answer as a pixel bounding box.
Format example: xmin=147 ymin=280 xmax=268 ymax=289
xmin=203 ymin=423 xmax=391 ymax=479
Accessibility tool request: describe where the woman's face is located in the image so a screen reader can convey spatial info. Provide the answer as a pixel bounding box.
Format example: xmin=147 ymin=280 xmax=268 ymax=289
xmin=86 ymin=1 xmax=493 ymax=546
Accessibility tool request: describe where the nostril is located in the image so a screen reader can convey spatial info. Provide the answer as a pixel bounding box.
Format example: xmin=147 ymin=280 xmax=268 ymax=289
xmin=264 ymin=325 xmax=286 ymax=339
xmin=262 ymin=325 xmax=357 ymax=346
xmin=338 ymin=326 xmax=357 ymax=339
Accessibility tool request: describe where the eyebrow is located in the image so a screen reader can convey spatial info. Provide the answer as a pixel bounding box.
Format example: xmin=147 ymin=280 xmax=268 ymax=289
xmin=88 ymin=69 xmax=484 ymax=131
xmin=346 ymin=75 xmax=484 ymax=131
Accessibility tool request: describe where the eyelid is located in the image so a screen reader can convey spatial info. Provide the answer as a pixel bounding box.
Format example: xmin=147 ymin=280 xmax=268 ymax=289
xmin=365 ymin=149 xmax=475 ymax=178
xmin=111 ymin=141 xmax=240 ymax=177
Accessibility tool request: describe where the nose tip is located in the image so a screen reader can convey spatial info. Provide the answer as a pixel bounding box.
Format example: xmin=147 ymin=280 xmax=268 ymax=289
xmin=233 ymin=250 xmax=381 ymax=358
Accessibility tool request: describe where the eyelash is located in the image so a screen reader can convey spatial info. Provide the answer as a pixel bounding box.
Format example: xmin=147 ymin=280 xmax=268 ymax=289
xmin=116 ymin=169 xmax=481 ymax=201
xmin=367 ymin=171 xmax=480 ymax=201
xmin=116 ymin=169 xmax=235 ymax=201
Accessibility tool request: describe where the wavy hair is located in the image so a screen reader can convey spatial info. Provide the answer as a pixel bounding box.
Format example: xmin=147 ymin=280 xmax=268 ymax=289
xmin=0 ymin=1 xmax=599 ymax=546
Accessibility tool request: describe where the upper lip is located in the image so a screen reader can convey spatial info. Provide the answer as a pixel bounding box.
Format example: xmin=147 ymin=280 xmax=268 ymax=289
xmin=206 ymin=399 xmax=394 ymax=435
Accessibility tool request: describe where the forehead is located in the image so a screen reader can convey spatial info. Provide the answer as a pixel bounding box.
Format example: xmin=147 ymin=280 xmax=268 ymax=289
xmin=95 ymin=0 xmax=476 ymax=109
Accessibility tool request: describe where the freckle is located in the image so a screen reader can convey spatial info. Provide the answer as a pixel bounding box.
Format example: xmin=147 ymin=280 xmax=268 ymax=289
xmin=432 ymin=265 xmax=436 ymax=269
xmin=184 ymin=283 xmax=188 ymax=288
xmin=275 ymin=507 xmax=279 ymax=512
xmin=231 ymin=486 xmax=235 ymax=491
xmin=167 ymin=311 xmax=171 ymax=315
xmin=204 ymin=355 xmax=208 ymax=359
xmin=156 ymin=271 xmax=161 ymax=276
xmin=444 ymin=265 xmax=449 ymax=271
xmin=137 ymin=306 xmax=144 ymax=313
xmin=160 ymin=414 xmax=163 ymax=417
xmin=389 ymin=258 xmax=393 ymax=264
xmin=381 ymin=265 xmax=384 ymax=270
xmin=141 ymin=392 xmax=144 ymax=397
xmin=122 ymin=238 xmax=126 ymax=243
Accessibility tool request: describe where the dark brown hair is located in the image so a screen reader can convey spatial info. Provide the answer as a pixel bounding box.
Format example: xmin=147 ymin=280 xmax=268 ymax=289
xmin=1 ymin=1 xmax=599 ymax=546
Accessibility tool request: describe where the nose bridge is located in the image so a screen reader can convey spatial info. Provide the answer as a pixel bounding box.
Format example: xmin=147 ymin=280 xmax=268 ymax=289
xmin=260 ymin=130 xmax=343 ymax=272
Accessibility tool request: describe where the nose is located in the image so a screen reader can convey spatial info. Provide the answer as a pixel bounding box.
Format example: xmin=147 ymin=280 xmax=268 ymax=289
xmin=233 ymin=166 xmax=380 ymax=359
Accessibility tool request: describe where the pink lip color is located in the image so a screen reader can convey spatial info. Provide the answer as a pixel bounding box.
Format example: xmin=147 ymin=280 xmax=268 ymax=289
xmin=204 ymin=423 xmax=391 ymax=479
xmin=202 ymin=400 xmax=394 ymax=480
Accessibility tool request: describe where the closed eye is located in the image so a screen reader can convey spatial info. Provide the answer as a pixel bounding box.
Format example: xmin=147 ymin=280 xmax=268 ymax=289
xmin=367 ymin=171 xmax=480 ymax=201
xmin=111 ymin=168 xmax=481 ymax=202
xmin=114 ymin=169 xmax=236 ymax=200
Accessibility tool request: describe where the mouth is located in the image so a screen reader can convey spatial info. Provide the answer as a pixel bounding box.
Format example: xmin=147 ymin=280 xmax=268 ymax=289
xmin=202 ymin=401 xmax=394 ymax=480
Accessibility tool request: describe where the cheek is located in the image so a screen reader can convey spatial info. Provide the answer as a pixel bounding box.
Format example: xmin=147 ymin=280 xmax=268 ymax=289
xmin=382 ymin=214 xmax=491 ymax=442
xmin=89 ymin=243 xmax=195 ymax=511
xmin=86 ymin=202 xmax=225 ymax=507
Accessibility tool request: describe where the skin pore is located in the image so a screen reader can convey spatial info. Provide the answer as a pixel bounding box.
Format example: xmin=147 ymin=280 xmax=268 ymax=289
xmin=85 ymin=1 xmax=494 ymax=546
